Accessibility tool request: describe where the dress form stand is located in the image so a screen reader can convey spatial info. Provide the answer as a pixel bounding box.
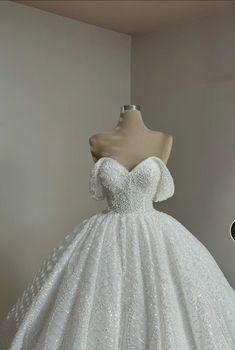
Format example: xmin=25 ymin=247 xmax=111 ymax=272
xmin=89 ymin=104 xmax=173 ymax=170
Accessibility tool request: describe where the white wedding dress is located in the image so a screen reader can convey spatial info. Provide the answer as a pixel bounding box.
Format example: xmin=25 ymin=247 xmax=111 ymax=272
xmin=0 ymin=156 xmax=235 ymax=350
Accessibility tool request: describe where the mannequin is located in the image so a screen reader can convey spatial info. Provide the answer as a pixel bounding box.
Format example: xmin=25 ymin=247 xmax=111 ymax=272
xmin=2 ymin=105 xmax=235 ymax=348
xmin=89 ymin=104 xmax=173 ymax=171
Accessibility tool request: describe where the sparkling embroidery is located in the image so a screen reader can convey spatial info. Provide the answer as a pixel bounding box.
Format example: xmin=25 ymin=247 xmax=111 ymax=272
xmin=0 ymin=156 xmax=235 ymax=349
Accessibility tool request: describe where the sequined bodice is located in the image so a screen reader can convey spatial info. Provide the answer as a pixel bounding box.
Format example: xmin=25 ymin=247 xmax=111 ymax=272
xmin=2 ymin=157 xmax=235 ymax=350
xmin=89 ymin=156 xmax=174 ymax=213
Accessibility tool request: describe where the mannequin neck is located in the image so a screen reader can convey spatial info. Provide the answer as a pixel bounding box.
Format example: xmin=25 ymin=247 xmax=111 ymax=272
xmin=115 ymin=110 xmax=146 ymax=131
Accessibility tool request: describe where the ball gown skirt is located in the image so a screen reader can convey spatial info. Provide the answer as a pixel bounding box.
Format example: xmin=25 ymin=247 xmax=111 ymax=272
xmin=0 ymin=156 xmax=235 ymax=350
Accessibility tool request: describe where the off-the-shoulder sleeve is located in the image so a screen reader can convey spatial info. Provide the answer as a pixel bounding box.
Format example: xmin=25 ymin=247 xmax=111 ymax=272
xmin=89 ymin=159 xmax=105 ymax=201
xmin=152 ymin=157 xmax=175 ymax=202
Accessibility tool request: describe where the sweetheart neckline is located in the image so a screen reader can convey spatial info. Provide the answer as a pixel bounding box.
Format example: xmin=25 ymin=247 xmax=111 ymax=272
xmin=93 ymin=155 xmax=168 ymax=174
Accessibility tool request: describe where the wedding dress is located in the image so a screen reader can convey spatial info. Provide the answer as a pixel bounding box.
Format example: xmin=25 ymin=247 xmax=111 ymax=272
xmin=0 ymin=156 xmax=235 ymax=350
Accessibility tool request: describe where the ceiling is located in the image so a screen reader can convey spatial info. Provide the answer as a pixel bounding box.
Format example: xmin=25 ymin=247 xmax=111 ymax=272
xmin=14 ymin=0 xmax=235 ymax=34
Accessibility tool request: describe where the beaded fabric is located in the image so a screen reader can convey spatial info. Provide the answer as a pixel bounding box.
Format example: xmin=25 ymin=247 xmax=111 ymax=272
xmin=0 ymin=156 xmax=235 ymax=350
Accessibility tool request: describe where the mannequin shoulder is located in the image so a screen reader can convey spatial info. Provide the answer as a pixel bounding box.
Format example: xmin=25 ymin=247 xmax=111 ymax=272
xmin=89 ymin=133 xmax=100 ymax=146
xmin=89 ymin=132 xmax=113 ymax=160
xmin=149 ymin=130 xmax=173 ymax=147
xmin=89 ymin=132 xmax=112 ymax=145
xmin=159 ymin=133 xmax=173 ymax=163
xmin=149 ymin=131 xmax=173 ymax=164
xmin=162 ymin=132 xmax=173 ymax=148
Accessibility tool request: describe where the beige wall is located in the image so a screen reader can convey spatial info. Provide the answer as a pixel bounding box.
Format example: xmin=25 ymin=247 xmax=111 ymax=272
xmin=132 ymin=10 xmax=235 ymax=287
xmin=0 ymin=1 xmax=130 ymax=318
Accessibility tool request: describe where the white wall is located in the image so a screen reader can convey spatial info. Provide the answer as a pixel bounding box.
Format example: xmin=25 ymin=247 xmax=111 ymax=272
xmin=0 ymin=1 xmax=130 ymax=318
xmin=132 ymin=10 xmax=235 ymax=287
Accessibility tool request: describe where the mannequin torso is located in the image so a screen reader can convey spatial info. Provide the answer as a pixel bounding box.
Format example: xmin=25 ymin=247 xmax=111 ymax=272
xmin=89 ymin=110 xmax=173 ymax=171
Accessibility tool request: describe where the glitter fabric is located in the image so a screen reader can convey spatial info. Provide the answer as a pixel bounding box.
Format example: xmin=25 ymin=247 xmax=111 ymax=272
xmin=0 ymin=156 xmax=235 ymax=350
